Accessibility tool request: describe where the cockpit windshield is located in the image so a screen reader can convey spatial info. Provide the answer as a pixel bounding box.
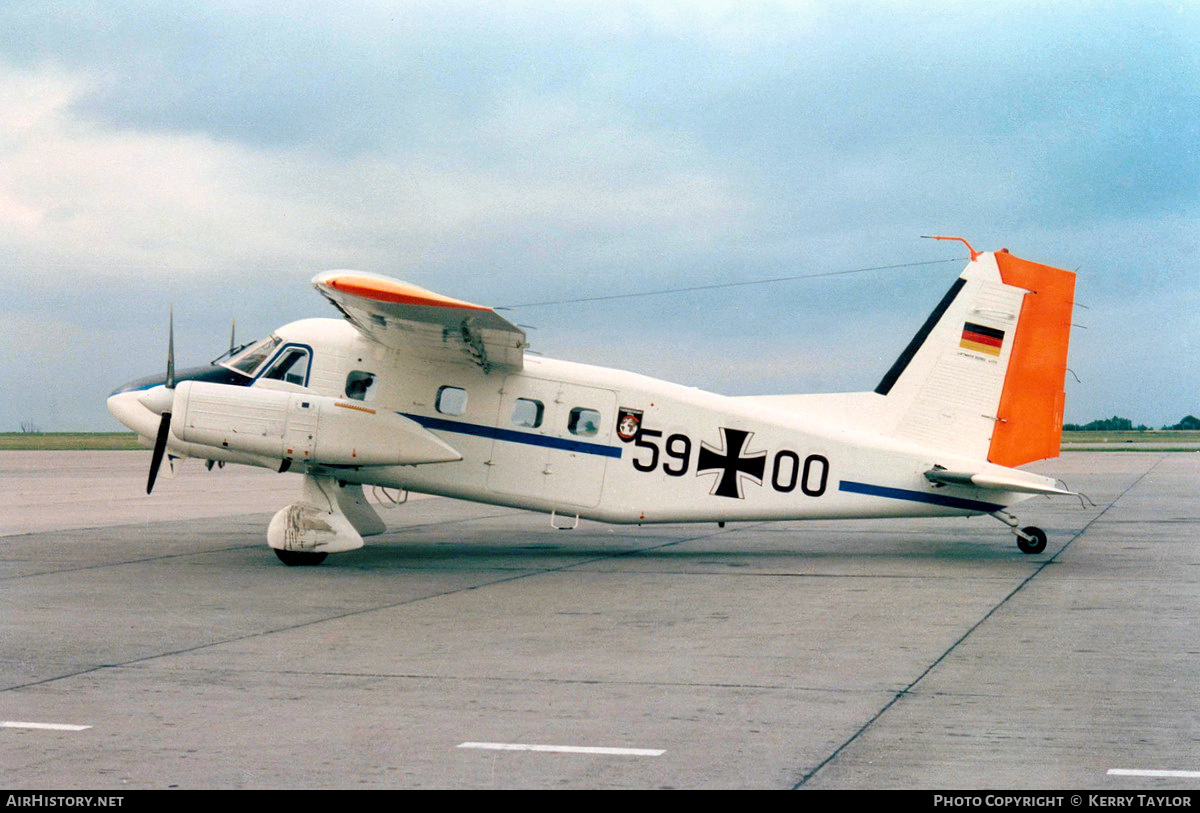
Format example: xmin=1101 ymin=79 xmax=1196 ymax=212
xmin=209 ymin=340 xmax=258 ymax=367
xmin=220 ymin=335 xmax=282 ymax=378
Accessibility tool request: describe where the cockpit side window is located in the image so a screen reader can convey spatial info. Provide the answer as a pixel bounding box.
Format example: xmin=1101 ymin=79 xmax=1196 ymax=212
xmin=262 ymin=347 xmax=311 ymax=386
xmin=223 ymin=335 xmax=282 ymax=377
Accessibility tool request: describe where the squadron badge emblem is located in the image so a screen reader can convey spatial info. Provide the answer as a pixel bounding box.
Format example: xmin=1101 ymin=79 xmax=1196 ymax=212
xmin=616 ymin=408 xmax=644 ymax=442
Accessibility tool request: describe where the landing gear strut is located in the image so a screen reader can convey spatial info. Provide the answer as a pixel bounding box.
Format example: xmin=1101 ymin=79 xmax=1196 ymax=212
xmin=991 ymin=510 xmax=1048 ymax=555
xmin=268 ymin=474 xmax=386 ymax=566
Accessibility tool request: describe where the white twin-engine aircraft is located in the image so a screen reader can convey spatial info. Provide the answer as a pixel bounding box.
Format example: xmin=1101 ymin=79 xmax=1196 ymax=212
xmin=108 ymin=239 xmax=1078 ymax=566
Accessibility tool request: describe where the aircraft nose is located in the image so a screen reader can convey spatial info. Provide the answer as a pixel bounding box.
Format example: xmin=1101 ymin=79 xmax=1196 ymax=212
xmin=109 ymin=370 xmax=168 ymax=398
xmin=107 ymin=362 xmax=250 ymax=437
xmin=106 ymin=388 xmax=160 ymax=439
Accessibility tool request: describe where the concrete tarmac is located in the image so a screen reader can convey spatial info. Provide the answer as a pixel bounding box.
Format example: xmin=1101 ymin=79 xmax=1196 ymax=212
xmin=1 ymin=450 xmax=1198 ymax=789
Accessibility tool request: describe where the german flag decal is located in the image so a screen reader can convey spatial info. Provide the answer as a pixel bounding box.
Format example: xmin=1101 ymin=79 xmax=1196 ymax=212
xmin=960 ymin=322 xmax=1005 ymax=356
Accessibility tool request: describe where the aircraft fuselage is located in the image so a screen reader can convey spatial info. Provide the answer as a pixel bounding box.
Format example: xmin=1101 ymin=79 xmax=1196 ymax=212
xmin=109 ymin=316 xmax=1027 ymax=527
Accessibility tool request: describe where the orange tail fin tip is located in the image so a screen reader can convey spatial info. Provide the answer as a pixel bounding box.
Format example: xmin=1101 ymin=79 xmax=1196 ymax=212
xmin=988 ymin=252 xmax=1076 ymax=467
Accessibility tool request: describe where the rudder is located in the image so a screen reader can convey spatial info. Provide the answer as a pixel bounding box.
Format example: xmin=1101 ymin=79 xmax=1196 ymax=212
xmin=988 ymin=251 xmax=1076 ymax=466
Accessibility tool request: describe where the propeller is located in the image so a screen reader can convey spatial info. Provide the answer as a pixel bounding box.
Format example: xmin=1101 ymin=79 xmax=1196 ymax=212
xmin=146 ymin=307 xmax=175 ymax=494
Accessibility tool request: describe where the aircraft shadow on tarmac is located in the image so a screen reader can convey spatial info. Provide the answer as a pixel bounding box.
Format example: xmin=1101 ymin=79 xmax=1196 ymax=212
xmin=242 ymin=525 xmax=1066 ymax=570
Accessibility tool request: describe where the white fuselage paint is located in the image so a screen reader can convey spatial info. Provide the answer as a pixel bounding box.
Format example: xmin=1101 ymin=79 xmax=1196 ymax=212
xmin=110 ymin=316 xmax=1035 ymax=526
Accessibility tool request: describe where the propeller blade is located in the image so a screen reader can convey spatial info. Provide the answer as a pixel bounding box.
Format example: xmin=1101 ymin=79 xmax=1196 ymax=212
xmin=147 ymin=411 xmax=172 ymax=494
xmin=148 ymin=306 xmax=177 ymax=495
xmin=166 ymin=305 xmax=175 ymax=389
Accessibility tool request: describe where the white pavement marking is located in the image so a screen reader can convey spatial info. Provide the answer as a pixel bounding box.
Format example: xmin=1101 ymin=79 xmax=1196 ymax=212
xmin=458 ymin=741 xmax=664 ymax=756
xmin=2 ymin=721 xmax=92 ymax=731
xmin=1108 ymin=769 xmax=1200 ymax=779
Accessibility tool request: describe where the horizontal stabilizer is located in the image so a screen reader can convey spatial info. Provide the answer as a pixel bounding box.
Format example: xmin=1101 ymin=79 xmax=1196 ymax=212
xmin=924 ymin=468 xmax=1076 ymax=497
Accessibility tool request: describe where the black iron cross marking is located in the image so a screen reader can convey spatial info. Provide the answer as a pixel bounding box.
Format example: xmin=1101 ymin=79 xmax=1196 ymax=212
xmin=697 ymin=427 xmax=767 ymax=499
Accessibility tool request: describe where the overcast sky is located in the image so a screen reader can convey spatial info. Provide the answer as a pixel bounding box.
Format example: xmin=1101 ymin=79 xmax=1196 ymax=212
xmin=1 ymin=1 xmax=1196 ymax=431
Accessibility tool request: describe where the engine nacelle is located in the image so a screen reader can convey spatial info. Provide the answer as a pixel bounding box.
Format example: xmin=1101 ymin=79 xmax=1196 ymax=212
xmin=170 ymin=380 xmax=461 ymax=467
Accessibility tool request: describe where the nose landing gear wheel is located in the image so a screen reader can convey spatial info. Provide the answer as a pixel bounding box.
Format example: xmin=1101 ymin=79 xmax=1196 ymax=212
xmin=274 ymin=549 xmax=329 ymax=567
xmin=1016 ymin=526 xmax=1047 ymax=555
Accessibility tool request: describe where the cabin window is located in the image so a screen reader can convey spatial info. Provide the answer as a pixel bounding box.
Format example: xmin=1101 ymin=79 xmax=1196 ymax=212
xmin=261 ymin=346 xmax=311 ymax=386
xmin=345 ymin=370 xmax=377 ymax=401
xmin=436 ymin=386 xmax=468 ymax=416
xmin=568 ymin=407 xmax=600 ymax=437
xmin=511 ymin=398 xmax=544 ymax=428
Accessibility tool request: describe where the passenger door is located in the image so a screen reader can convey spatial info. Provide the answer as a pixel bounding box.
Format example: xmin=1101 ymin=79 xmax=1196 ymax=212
xmin=487 ymin=376 xmax=617 ymax=508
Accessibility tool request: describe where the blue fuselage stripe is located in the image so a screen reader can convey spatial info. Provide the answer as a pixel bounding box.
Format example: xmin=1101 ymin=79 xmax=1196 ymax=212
xmin=838 ymin=480 xmax=1004 ymax=513
xmin=403 ymin=413 xmax=624 ymax=458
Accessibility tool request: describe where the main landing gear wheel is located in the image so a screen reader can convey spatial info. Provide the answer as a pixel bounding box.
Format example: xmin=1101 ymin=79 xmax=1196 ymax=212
xmin=1016 ymin=526 xmax=1047 ymax=555
xmin=274 ymin=549 xmax=329 ymax=567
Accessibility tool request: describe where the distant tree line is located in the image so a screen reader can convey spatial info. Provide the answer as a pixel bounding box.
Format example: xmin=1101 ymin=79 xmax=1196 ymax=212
xmin=1064 ymin=415 xmax=1200 ymax=431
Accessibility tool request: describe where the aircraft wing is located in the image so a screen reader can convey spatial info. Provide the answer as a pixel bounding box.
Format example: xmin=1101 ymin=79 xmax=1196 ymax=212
xmin=312 ymin=271 xmax=527 ymax=372
xmin=924 ymin=467 xmax=1077 ymax=497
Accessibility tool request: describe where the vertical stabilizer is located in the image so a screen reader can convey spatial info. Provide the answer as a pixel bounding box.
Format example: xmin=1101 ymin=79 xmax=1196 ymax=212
xmin=873 ymin=249 xmax=1075 ymax=465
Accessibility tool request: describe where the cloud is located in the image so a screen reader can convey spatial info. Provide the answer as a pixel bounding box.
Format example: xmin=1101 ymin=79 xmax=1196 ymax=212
xmin=0 ymin=65 xmax=314 ymax=280
xmin=0 ymin=62 xmax=756 ymax=293
xmin=0 ymin=3 xmax=1196 ymax=429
